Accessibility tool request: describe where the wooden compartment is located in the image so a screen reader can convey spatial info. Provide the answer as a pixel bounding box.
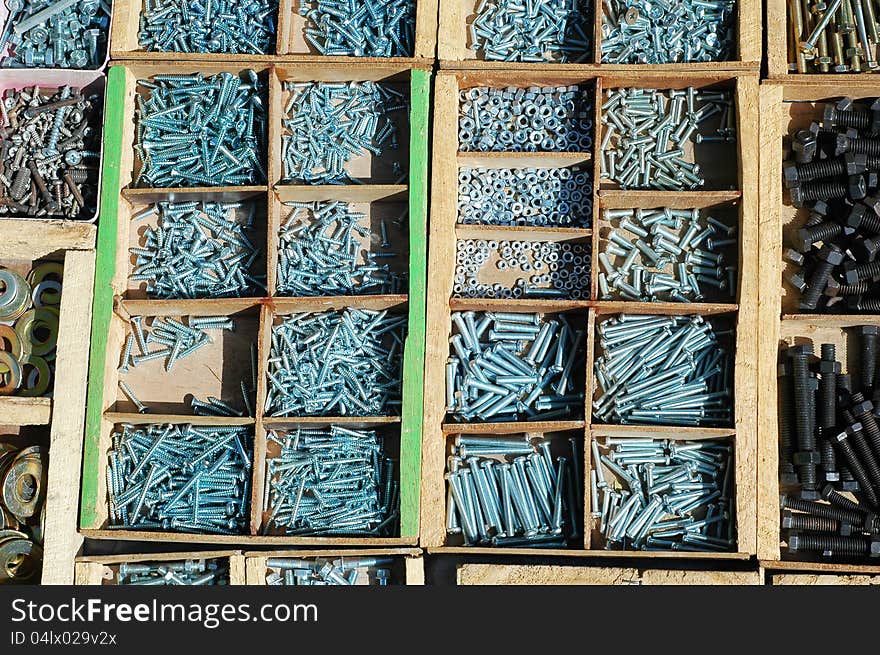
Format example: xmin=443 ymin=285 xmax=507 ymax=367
xmin=757 ymin=81 xmax=880 ymax=565
xmin=111 ymin=0 xmax=437 ymax=60
xmin=767 ymin=560 xmax=880 ymax=584
xmin=80 ymin=64 xmax=429 ymax=547
xmin=74 ymin=550 xmax=246 ymax=585
xmin=457 ymin=563 xmax=761 ymax=584
xmin=244 ymin=547 xmax=424 ymax=584
xmin=0 ymin=222 xmax=96 ymax=584
xmin=423 ymin=69 xmax=758 ymax=557
xmin=437 ymin=0 xmax=760 ymax=69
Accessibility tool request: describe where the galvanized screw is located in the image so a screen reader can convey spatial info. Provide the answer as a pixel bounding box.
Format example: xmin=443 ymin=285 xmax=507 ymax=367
xmin=300 ymin=0 xmax=415 ymax=56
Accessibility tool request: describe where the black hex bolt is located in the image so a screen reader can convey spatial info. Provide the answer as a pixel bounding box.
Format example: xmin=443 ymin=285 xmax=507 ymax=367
xmin=792 ymin=128 xmax=819 ymax=163
xmin=822 ymin=483 xmax=866 ymax=514
xmin=800 ymin=244 xmax=845 ymax=310
xmin=793 ymin=221 xmax=845 ymax=252
xmin=781 ymin=493 xmax=867 ymax=526
xmin=789 ymin=175 xmax=867 ymax=207
xmin=788 ymin=344 xmax=820 ymax=490
xmin=783 ymin=153 xmax=868 ymax=188
xmin=788 ymin=531 xmax=877 ymax=557
xmin=778 ymin=361 xmax=799 ymax=485
xmin=850 ymin=391 xmax=880 ymax=460
xmin=781 ymin=510 xmax=840 ymax=532
xmin=823 ymin=98 xmax=873 ymax=131
xmin=832 ymin=427 xmax=880 ymax=508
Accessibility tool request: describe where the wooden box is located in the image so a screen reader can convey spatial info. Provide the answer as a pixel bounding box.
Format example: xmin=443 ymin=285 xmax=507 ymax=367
xmin=437 ymin=0 xmax=760 ymax=69
xmin=457 ymin=563 xmax=761 ymax=584
xmin=74 ymin=550 xmax=246 ymax=585
xmin=421 ymin=69 xmax=759 ymax=558
xmin=110 ymin=0 xmax=437 ymax=61
xmin=79 ymin=63 xmax=429 ymax=546
xmin=767 ymin=560 xmax=880 ymax=584
xmin=0 ymin=221 xmax=96 ymax=584
xmin=244 ymin=547 xmax=424 ymax=584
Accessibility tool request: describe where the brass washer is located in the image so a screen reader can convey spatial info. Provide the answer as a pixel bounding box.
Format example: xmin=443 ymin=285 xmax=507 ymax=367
xmin=2 ymin=452 xmax=44 ymax=520
xmin=0 ymin=538 xmax=41 ymax=582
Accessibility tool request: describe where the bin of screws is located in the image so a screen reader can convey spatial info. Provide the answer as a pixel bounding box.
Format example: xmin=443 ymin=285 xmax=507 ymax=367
xmin=280 ymin=80 xmax=408 ymax=185
xmin=591 ymin=436 xmax=735 ymax=551
xmin=106 ymin=423 xmax=253 ymax=535
xmin=265 ymin=308 xmax=406 ymax=417
xmin=593 ymin=314 xmax=734 ymax=427
xmin=116 ymin=314 xmax=257 ymax=416
xmin=782 ymin=98 xmax=880 ymax=312
xmin=785 ymin=0 xmax=880 ymax=73
xmin=133 ymin=70 xmax=267 ymax=188
xmin=466 ymin=0 xmax=591 ymax=63
xmin=296 ymin=0 xmax=415 ymax=56
xmin=116 ymin=558 xmax=229 ymax=585
xmin=601 ymin=0 xmax=736 ymax=64
xmin=0 ymin=262 xmax=63 ymax=397
xmin=264 ymin=555 xmax=399 ymax=585
xmin=453 ymin=238 xmax=591 ymax=300
xmin=444 ymin=433 xmax=582 ymax=547
xmin=598 ymin=206 xmax=738 ymax=302
xmin=276 ymin=200 xmax=408 ymax=296
xmin=778 ymin=334 xmax=880 ymax=559
xmin=599 ymin=87 xmax=736 ymax=190
xmin=459 ymin=85 xmax=594 ymax=153
xmin=129 ymin=201 xmax=266 ymax=299
xmin=1 ymin=80 xmax=103 ymax=221
xmin=262 ymin=426 xmax=399 ymax=536
xmin=457 ymin=166 xmax=593 ymax=228
xmin=446 ymin=311 xmax=586 ymax=422
xmin=0 ymin=438 xmax=46 ymax=584
xmin=136 ymin=0 xmax=278 ymax=54
xmin=1 ymin=0 xmax=111 ymax=69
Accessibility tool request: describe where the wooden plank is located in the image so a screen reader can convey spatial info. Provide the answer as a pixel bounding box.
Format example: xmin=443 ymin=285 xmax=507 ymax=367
xmin=430 ymin=546 xmax=752 ymax=558
xmin=457 ymin=564 xmax=760 ymax=584
xmin=0 ymin=398 xmax=51 ymax=426
xmin=771 ymin=573 xmax=880 ymax=585
xmin=0 ymin=220 xmax=95 ymax=255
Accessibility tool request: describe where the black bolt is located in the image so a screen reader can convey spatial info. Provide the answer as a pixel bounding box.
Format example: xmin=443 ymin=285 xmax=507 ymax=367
xmin=850 ymin=391 xmax=880 ymax=460
xmin=824 ymin=99 xmax=873 ymax=131
xmin=844 ymin=421 xmax=880 ymax=494
xmin=789 ymin=175 xmax=867 ymax=207
xmin=788 ymin=345 xmax=820 ymax=490
xmin=782 ymin=493 xmax=866 ymax=525
xmin=849 ymin=298 xmax=880 ymax=312
xmin=819 ymin=344 xmax=839 ymax=431
xmin=793 ymin=129 xmax=819 ymax=163
xmin=825 ymin=279 xmax=873 ymax=297
xmin=859 ymin=330 xmax=879 ymax=394
xmin=788 ymin=531 xmax=875 ymax=557
xmin=846 ymin=136 xmax=880 ymax=157
xmin=781 ymin=509 xmax=840 ymax=532
xmin=832 ymin=427 xmax=880 ymax=508
xmin=800 ymin=244 xmax=845 ymax=310
xmin=820 ymin=438 xmax=840 ymax=481
xmin=783 ymin=153 xmax=868 ymax=189
xmin=778 ymin=361 xmax=798 ymax=484
xmin=822 ymin=483 xmax=866 ymax=514
xmin=794 ymin=221 xmax=844 ymax=252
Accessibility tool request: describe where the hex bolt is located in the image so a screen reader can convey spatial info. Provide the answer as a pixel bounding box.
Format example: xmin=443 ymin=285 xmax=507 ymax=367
xmin=832 ymin=428 xmax=879 ymax=508
xmin=789 ymin=531 xmax=877 ymax=557
xmin=800 ymin=244 xmax=844 ymax=310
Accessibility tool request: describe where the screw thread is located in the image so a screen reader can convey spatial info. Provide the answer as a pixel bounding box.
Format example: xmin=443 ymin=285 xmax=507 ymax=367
xmin=820 ymin=439 xmax=838 ymax=476
xmin=854 ymin=298 xmax=880 ymax=312
xmin=799 ymin=180 xmax=849 ymax=202
xmin=834 ymin=437 xmax=880 ymax=507
xmin=829 ymin=281 xmax=873 ymax=296
xmin=779 ymin=374 xmax=797 ymax=475
xmin=800 ymin=259 xmax=835 ymax=309
xmin=822 ymin=484 xmax=865 ymax=514
xmin=791 ymin=532 xmax=870 ymax=555
xmin=782 ymin=494 xmax=866 ymax=525
xmin=851 ymin=393 xmax=880 ymax=458
xmin=784 ymin=513 xmax=840 ymax=532
xmin=797 ymin=158 xmax=846 ymax=182
xmin=836 ymin=110 xmax=871 ymax=130
xmin=804 ymin=221 xmax=844 ymax=245
xmin=850 ymin=137 xmax=880 ymax=156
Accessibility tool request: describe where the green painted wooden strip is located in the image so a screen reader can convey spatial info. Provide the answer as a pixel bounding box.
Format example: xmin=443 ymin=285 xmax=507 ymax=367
xmin=80 ymin=65 xmax=125 ymax=529
xmin=399 ymin=68 xmax=430 ymax=539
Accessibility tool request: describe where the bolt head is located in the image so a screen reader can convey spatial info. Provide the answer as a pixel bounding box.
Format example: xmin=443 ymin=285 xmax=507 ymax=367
xmin=849 ymin=175 xmax=868 ymax=200
xmin=846 ymin=203 xmax=868 ymax=228
xmin=871 ymin=538 xmax=880 ymax=558
xmin=799 ymin=488 xmax=821 ymax=500
xmin=789 ymin=186 xmax=806 ymax=208
xmin=788 ymin=531 xmax=802 ymax=551
xmin=793 ymin=130 xmax=818 ymax=163
xmin=793 ymin=227 xmax=813 ymax=253
xmin=783 ymin=162 xmax=800 ymax=188
xmin=825 ymin=278 xmax=843 ymax=296
xmin=787 ymin=344 xmax=814 ymax=358
xmin=817 ymin=360 xmax=841 ymax=373
xmin=852 ymin=399 xmax=875 ymax=416
xmin=819 ymin=243 xmax=845 ymax=265
xmin=854 ymin=236 xmax=880 ymax=262
xmin=823 ymin=104 xmax=839 ymax=130
xmin=832 ymin=429 xmax=849 ymax=444
xmin=863 ymin=195 xmax=880 ymax=217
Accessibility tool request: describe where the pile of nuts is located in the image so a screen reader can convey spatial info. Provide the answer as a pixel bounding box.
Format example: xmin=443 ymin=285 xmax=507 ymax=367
xmin=1 ymin=85 xmax=101 ymax=220
xmin=468 ymin=0 xmax=591 ymax=62
xmin=778 ymin=335 xmax=880 ymax=559
xmin=1 ymin=0 xmax=110 ymax=68
xmin=593 ymin=314 xmax=733 ymax=427
xmin=0 ymin=262 xmax=62 ymax=397
xmin=134 ymin=71 xmax=267 ymax=187
xmin=783 ymin=98 xmax=880 ymax=313
xmin=116 ymin=559 xmax=229 ymax=586
xmin=600 ymin=87 xmax=736 ymax=190
xmin=445 ymin=434 xmax=581 ymax=547
xmin=787 ymin=0 xmax=880 ymax=73
xmin=265 ymin=556 xmax=395 ymax=585
xmin=107 ymin=423 xmax=253 ymax=535
xmin=459 ymin=86 xmax=594 ymax=152
xmin=265 ymin=308 xmax=406 ymax=417
xmin=130 ymin=201 xmax=265 ymax=299
xmin=599 ymin=207 xmax=737 ymax=301
xmin=0 ymin=441 xmax=45 ymax=584
xmin=281 ymin=81 xmax=406 ymax=184
xmin=446 ymin=311 xmax=585 ymax=422
xmin=299 ymin=0 xmax=415 ymax=56
xmin=457 ymin=167 xmax=593 ymax=228
xmin=277 ymin=200 xmax=407 ymax=296
xmin=592 ymin=437 xmax=735 ymax=551
xmin=264 ymin=427 xmax=398 ymax=536
xmin=453 ymin=239 xmax=591 ymax=300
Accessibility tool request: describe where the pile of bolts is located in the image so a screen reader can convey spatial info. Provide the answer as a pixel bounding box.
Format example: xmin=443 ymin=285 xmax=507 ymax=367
xmin=265 ymin=556 xmax=394 ymax=585
xmin=117 ymin=559 xmax=229 ymax=586
xmin=787 ymin=0 xmax=880 ymax=73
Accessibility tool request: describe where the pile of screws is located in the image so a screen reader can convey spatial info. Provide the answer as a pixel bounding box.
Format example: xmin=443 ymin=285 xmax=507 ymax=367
xmin=277 ymin=200 xmax=407 ymax=296
xmin=447 ymin=311 xmax=585 ymax=421
xmin=281 ymin=81 xmax=406 ymax=184
xmin=0 ymin=262 xmax=62 ymax=398
xmin=454 ymin=239 xmax=591 ymax=300
xmin=107 ymin=423 xmax=252 ymax=535
xmin=299 ymin=0 xmax=415 ymax=56
xmin=265 ymin=308 xmax=406 ymax=417
xmin=592 ymin=437 xmax=735 ymax=551
xmin=778 ymin=335 xmax=880 ymax=558
xmin=445 ymin=434 xmax=581 ymax=547
xmin=782 ymin=99 xmax=880 ymax=312
xmin=469 ymin=0 xmax=591 ymax=62
xmin=264 ymin=427 xmax=398 ymax=536
xmin=459 ymin=86 xmax=594 ymax=152
xmin=1 ymin=0 xmax=110 ymax=68
xmin=593 ymin=315 xmax=733 ymax=426
xmin=117 ymin=315 xmax=255 ymax=416
xmin=139 ymin=0 xmax=278 ymax=54
xmin=130 ymin=201 xmax=264 ymax=299
xmin=601 ymin=0 xmax=736 ymax=64
xmin=599 ymin=207 xmax=737 ymax=301
xmin=265 ymin=556 xmax=394 ymax=585
xmin=134 ymin=71 xmax=267 ymax=187
xmin=0 ymin=441 xmax=45 ymax=583
xmin=458 ymin=167 xmax=593 ymax=228
xmin=600 ymin=87 xmax=736 ymax=190
xmin=117 ymin=559 xmax=229 ymax=586
xmin=1 ymin=85 xmax=101 ymax=220
xmin=787 ymin=0 xmax=880 ymax=73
